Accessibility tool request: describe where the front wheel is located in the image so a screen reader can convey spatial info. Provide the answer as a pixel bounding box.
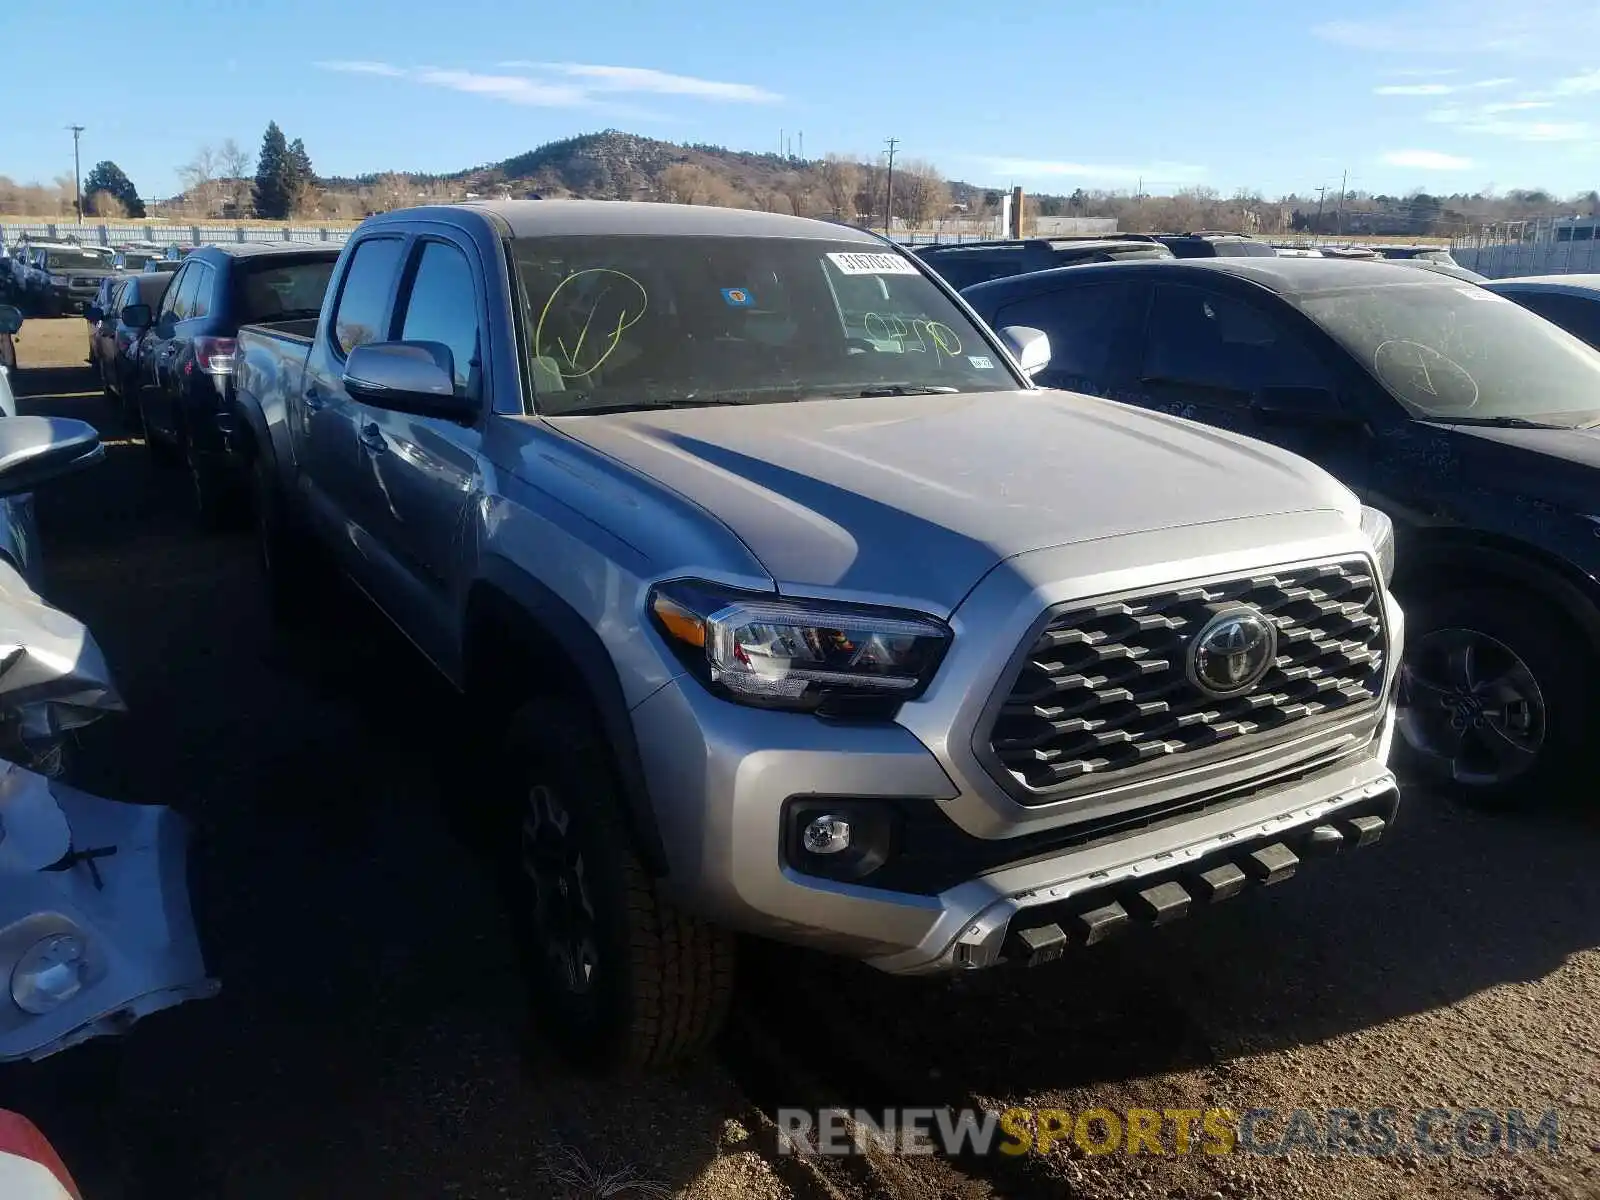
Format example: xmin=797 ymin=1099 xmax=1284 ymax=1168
xmin=503 ymin=699 xmax=734 ymax=1072
xmin=1396 ymin=587 xmax=1589 ymax=808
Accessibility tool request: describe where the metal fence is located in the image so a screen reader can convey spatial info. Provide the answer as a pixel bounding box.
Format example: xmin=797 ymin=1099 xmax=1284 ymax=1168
xmin=0 ymin=222 xmax=353 ymax=248
xmin=1450 ymin=240 xmax=1600 ymax=279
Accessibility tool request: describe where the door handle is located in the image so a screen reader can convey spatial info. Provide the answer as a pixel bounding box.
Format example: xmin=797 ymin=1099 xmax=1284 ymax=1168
xmin=302 ymin=386 xmax=327 ymax=412
xmin=359 ymin=423 xmax=387 ymax=454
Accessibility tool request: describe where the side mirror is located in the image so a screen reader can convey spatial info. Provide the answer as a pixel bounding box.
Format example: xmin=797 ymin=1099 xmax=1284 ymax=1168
xmin=343 ymin=341 xmax=477 ymax=422
xmin=1250 ymin=385 xmax=1364 ymax=430
xmin=997 ymin=325 xmax=1051 ymax=378
xmin=0 ymin=416 xmax=104 ymax=497
xmin=0 ymin=306 xmax=21 ymax=336
xmin=121 ymin=303 xmax=151 ymax=329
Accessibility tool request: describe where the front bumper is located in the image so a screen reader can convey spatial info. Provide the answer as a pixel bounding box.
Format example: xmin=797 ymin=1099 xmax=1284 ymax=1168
xmin=635 ymin=672 xmax=1398 ymax=972
xmin=632 ymin=511 xmax=1406 ymax=974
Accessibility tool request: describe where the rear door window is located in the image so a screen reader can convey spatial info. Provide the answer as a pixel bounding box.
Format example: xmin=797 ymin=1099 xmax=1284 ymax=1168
xmin=188 ymin=263 xmax=214 ymax=319
xmin=239 ymin=257 xmax=338 ymax=323
xmin=167 ymin=264 xmax=200 ymax=320
xmin=395 ymin=240 xmax=482 ymax=401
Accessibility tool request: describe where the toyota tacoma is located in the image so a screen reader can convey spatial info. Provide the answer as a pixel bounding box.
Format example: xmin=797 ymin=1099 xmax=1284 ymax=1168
xmin=231 ymin=200 xmax=1404 ymax=1070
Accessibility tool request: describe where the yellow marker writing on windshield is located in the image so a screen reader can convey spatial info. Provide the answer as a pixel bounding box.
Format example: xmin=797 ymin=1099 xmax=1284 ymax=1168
xmin=534 ymin=268 xmax=648 ymax=379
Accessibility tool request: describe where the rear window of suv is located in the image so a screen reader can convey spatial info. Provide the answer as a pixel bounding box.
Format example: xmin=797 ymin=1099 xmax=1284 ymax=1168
xmin=44 ymin=250 xmax=110 ymax=271
xmin=238 ymin=257 xmax=338 ymax=323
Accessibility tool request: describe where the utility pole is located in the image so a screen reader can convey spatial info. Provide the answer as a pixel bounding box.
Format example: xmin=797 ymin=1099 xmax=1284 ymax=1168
xmin=883 ymin=136 xmax=898 ymax=236
xmin=797 ymin=131 xmax=803 ymax=162
xmin=1334 ymin=169 xmax=1348 ymax=235
xmin=1313 ymin=185 xmax=1328 ymax=233
xmin=68 ymin=124 xmax=85 ymax=221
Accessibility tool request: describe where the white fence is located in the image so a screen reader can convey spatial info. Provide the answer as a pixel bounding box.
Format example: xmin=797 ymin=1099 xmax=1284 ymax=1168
xmin=0 ymin=222 xmax=353 ymax=249
xmin=1451 ymin=240 xmax=1600 ymax=279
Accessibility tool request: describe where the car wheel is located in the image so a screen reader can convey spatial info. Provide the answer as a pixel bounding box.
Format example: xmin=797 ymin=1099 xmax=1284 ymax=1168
xmin=1396 ymin=587 xmax=1589 ymax=808
xmin=503 ymin=699 xmax=734 ymax=1072
xmin=138 ymin=395 xmax=178 ymax=465
xmin=184 ymin=431 xmax=244 ymax=530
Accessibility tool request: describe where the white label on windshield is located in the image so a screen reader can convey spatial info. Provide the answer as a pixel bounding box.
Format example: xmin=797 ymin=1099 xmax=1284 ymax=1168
xmin=969 ymin=355 xmax=994 ymax=369
xmin=827 ymin=251 xmax=920 ymax=276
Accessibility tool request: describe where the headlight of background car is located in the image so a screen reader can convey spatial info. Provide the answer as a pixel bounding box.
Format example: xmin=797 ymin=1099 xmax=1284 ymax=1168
xmin=1360 ymin=505 xmax=1395 ymax=586
xmin=648 ymin=579 xmax=951 ymax=713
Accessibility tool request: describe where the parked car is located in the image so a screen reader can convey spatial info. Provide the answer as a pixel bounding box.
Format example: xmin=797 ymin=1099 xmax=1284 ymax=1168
xmin=0 ymin=304 xmax=16 ymax=376
xmin=123 ymin=242 xmax=338 ymax=522
xmin=9 ymin=243 xmax=69 ymax=312
xmin=24 ymin=245 xmax=115 ymax=317
xmin=233 ymin=200 xmax=1403 ymax=1070
xmin=1157 ymin=232 xmax=1277 ymax=258
xmin=91 ymin=273 xmax=173 ymax=420
xmin=111 ymin=247 xmax=164 ymax=272
xmin=913 ymin=236 xmax=1173 ymax=288
xmin=85 ymin=276 xmax=126 ymax=374
xmin=0 ymin=305 xmax=48 ymax=591
xmin=1479 ymin=275 xmax=1600 ymax=348
xmin=141 ymin=259 xmax=182 ymax=275
xmin=1273 ymin=247 xmax=1324 ymax=258
xmin=962 ymin=255 xmax=1600 ymax=807
xmin=1375 ymin=244 xmax=1459 ymax=266
xmin=1384 ymin=259 xmax=1487 ymax=283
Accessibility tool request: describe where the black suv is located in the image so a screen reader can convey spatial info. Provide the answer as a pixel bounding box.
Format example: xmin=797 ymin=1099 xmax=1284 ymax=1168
xmin=125 ymin=242 xmax=339 ymax=523
xmin=963 ymin=256 xmax=1600 ymax=808
xmin=912 ymin=235 xmax=1172 ymax=288
xmin=1157 ymin=232 xmax=1278 ymax=259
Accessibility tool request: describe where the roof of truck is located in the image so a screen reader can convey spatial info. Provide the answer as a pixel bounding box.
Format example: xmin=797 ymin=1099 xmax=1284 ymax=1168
xmin=379 ymin=199 xmax=887 ymax=242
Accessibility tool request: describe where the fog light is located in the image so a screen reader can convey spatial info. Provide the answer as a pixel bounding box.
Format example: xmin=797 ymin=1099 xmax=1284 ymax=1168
xmin=802 ymin=814 xmax=853 ymax=855
xmin=12 ymin=933 xmax=87 ymax=1015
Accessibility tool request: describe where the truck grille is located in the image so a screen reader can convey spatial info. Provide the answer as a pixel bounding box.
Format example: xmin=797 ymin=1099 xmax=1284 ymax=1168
xmin=985 ymin=558 xmax=1385 ymax=799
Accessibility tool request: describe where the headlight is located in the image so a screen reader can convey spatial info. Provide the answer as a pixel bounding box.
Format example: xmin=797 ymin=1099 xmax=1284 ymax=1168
xmin=648 ymin=579 xmax=951 ymax=713
xmin=1359 ymin=505 xmax=1395 ymax=586
xmin=12 ymin=932 xmax=87 ymax=1015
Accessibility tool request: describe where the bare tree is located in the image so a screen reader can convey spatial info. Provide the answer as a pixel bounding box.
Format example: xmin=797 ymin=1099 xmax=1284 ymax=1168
xmin=87 ymin=190 xmax=127 ymax=218
xmin=177 ymin=145 xmax=222 ymax=217
xmin=659 ymin=163 xmax=729 ymax=206
xmin=890 ymin=158 xmax=949 ymax=229
xmin=819 ymin=153 xmax=859 ymax=220
xmin=855 ymin=158 xmax=887 ymax=227
xmin=219 ymin=138 xmax=253 ymax=217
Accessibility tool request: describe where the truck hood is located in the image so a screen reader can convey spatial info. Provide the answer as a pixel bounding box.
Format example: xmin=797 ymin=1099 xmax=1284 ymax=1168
xmin=549 ymin=389 xmax=1357 ymax=614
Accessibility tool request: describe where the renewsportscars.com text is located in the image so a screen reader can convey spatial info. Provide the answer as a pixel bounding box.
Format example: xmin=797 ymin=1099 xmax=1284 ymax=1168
xmin=776 ymin=1106 xmax=1562 ymax=1159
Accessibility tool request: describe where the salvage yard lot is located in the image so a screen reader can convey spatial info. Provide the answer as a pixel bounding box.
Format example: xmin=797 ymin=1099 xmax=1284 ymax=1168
xmin=1 ymin=317 xmax=1598 ymax=1200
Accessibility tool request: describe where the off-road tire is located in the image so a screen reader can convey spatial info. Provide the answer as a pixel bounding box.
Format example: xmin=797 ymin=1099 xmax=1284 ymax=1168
xmin=1396 ymin=586 xmax=1589 ymax=809
xmin=503 ymin=699 xmax=735 ymax=1072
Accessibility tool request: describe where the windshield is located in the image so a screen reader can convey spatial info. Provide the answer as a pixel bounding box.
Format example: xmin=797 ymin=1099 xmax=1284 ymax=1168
xmin=512 ymin=234 xmax=1015 ymax=414
xmin=120 ymin=252 xmax=157 ymax=269
xmin=239 ymin=259 xmax=336 ymax=322
xmin=1293 ymin=281 xmax=1600 ymax=426
xmin=44 ymin=249 xmax=109 ymax=271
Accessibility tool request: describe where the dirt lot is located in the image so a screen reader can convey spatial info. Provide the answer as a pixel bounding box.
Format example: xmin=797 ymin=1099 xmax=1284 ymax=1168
xmin=3 ymin=317 xmax=1598 ymax=1200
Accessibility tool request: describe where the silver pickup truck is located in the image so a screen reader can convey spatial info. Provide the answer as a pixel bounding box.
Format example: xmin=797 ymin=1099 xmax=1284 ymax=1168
xmin=231 ymin=200 xmax=1404 ymax=1071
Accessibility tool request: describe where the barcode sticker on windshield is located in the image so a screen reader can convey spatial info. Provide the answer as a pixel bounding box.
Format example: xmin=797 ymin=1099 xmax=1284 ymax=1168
xmin=827 ymin=251 xmax=920 ymax=276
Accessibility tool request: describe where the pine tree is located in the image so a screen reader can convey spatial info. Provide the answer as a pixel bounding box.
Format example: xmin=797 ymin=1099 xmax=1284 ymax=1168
xmin=82 ymin=161 xmax=145 ymax=217
xmin=285 ymin=138 xmax=316 ymax=217
xmin=253 ymin=122 xmax=290 ymax=219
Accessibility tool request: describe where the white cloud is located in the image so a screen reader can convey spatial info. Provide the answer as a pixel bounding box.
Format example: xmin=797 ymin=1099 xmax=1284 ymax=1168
xmin=1375 ymin=83 xmax=1456 ymax=95
xmin=1480 ymin=99 xmax=1554 ymax=112
xmin=499 ymin=62 xmax=780 ymax=103
xmin=974 ymin=157 xmax=1207 ymax=185
xmin=1388 ymin=67 xmax=1460 ymax=77
xmin=1374 ymin=77 xmax=1512 ymax=95
xmin=1554 ymin=68 xmax=1600 ymax=93
xmin=1381 ymin=149 xmax=1474 ymax=170
xmin=1315 ymin=2 xmax=1600 ymax=57
xmin=316 ymin=60 xmax=407 ymax=77
xmin=316 ymin=60 xmax=780 ymax=108
xmin=1466 ymin=119 xmax=1589 ymax=140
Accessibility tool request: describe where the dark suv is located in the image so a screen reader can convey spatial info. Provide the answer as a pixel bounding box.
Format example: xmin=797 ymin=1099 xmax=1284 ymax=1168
xmin=125 ymin=242 xmax=339 ymax=523
xmin=962 ymin=256 xmax=1600 ymax=809
xmin=1157 ymin=233 xmax=1278 ymax=259
xmin=912 ymin=236 xmax=1172 ymax=288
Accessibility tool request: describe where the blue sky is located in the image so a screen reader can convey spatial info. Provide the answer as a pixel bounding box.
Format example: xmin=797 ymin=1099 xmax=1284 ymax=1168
xmin=5 ymin=0 xmax=1600 ymax=202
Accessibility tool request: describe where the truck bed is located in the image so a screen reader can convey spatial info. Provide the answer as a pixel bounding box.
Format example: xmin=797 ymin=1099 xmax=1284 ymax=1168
xmin=232 ymin=320 xmax=319 ymax=487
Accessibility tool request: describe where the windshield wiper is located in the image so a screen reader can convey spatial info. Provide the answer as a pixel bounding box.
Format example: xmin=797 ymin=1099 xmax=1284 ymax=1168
xmin=841 ymin=383 xmax=961 ymax=397
xmin=1435 ymin=415 xmax=1562 ymax=429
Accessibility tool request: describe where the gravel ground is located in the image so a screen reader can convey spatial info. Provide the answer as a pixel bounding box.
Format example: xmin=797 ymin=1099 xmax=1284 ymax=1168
xmin=3 ymin=317 xmax=1598 ymax=1200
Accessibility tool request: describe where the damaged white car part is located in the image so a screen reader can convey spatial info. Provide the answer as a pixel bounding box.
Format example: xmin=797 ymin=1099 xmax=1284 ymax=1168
xmin=0 ymin=416 xmax=217 ymax=1061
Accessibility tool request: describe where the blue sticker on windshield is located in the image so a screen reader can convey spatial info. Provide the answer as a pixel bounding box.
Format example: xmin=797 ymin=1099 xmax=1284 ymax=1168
xmin=721 ymin=287 xmax=754 ymax=307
